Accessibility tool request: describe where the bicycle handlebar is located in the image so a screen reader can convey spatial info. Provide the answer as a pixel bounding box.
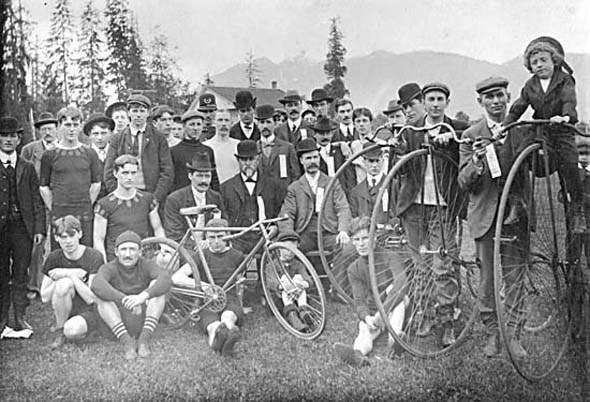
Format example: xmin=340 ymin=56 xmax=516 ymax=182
xmin=500 ymin=120 xmax=586 ymax=136
xmin=191 ymin=215 xmax=288 ymax=241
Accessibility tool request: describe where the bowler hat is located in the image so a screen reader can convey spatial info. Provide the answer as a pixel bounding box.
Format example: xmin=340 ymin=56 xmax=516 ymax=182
xmin=181 ymin=110 xmax=205 ymax=123
xmin=34 ymin=112 xmax=58 ymax=128
xmin=197 ymin=93 xmax=218 ymax=111
xmin=422 ymin=82 xmax=450 ymax=98
xmin=105 ymin=101 xmax=127 ymax=118
xmin=115 ymin=230 xmax=141 ymax=248
xmin=277 ymin=230 xmax=300 ymax=243
xmin=234 ymin=91 xmax=256 ymax=109
xmin=150 ymin=105 xmax=174 ymax=120
xmin=306 ymin=88 xmax=333 ymax=104
xmin=398 ymin=83 xmax=422 ymax=105
xmin=382 ymin=100 xmax=402 ymax=115
xmin=83 ymin=113 xmax=115 ymax=135
xmin=235 ymin=140 xmax=260 ymax=158
xmin=255 ymin=104 xmax=275 ymax=120
xmin=296 ymin=138 xmax=320 ymax=155
xmin=279 ymin=90 xmax=303 ymax=104
xmin=362 ymin=141 xmax=383 ymax=159
xmin=475 ymin=76 xmax=510 ymax=95
xmin=0 ymin=116 xmax=23 ymax=134
xmin=127 ymin=94 xmax=152 ymax=109
xmin=186 ymin=152 xmax=214 ymax=171
xmin=312 ymin=116 xmax=337 ymax=132
xmin=206 ymin=218 xmax=229 ymax=228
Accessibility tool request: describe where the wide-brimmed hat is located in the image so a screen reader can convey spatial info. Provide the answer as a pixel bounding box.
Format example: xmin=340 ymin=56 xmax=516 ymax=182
xmin=312 ymin=116 xmax=337 ymax=132
xmin=255 ymin=104 xmax=275 ymax=120
xmin=181 ymin=110 xmax=205 ymax=123
xmin=306 ymin=88 xmax=333 ymax=104
xmin=0 ymin=116 xmax=23 ymax=134
xmin=422 ymin=82 xmax=450 ymax=98
xmin=296 ymin=138 xmax=320 ymax=155
xmin=186 ymin=152 xmax=214 ymax=171
xmin=83 ymin=113 xmax=115 ymax=135
xmin=127 ymin=94 xmax=152 ymax=109
xmin=475 ymin=76 xmax=510 ymax=95
xmin=105 ymin=101 xmax=127 ymax=118
xmin=279 ymin=90 xmax=303 ymax=104
xmin=235 ymin=140 xmax=260 ymax=158
xmin=234 ymin=90 xmax=256 ymax=109
xmin=398 ymin=83 xmax=422 ymax=105
xmin=197 ymin=93 xmax=217 ymax=111
xmin=34 ymin=112 xmax=58 ymax=128
xmin=382 ymin=100 xmax=402 ymax=115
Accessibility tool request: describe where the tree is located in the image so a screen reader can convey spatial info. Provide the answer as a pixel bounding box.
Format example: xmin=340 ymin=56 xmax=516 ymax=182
xmin=201 ymin=72 xmax=214 ymax=86
xmin=146 ymin=29 xmax=182 ymax=105
xmin=323 ymin=17 xmax=348 ymax=105
xmin=75 ymin=0 xmax=107 ymax=114
xmin=244 ymin=50 xmax=262 ymax=88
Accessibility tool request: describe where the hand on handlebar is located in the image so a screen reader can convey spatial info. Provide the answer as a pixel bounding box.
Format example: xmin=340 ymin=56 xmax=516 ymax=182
xmin=549 ymin=115 xmax=570 ymax=124
xmin=431 ymin=132 xmax=454 ymax=145
xmin=472 ymin=138 xmax=489 ymax=163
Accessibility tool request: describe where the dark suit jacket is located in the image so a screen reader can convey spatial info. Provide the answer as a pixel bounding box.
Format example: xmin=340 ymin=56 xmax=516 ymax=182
xmin=395 ymin=115 xmax=468 ymax=218
xmin=278 ymin=172 xmax=351 ymax=235
xmin=319 ymin=143 xmax=356 ymax=198
xmin=220 ymin=172 xmax=285 ymax=229
xmin=258 ymin=138 xmax=301 ymax=188
xmin=275 ymin=120 xmax=313 ymax=146
xmin=0 ymin=157 xmax=45 ymax=238
xmin=349 ymin=176 xmax=394 ymax=224
xmin=20 ymin=139 xmax=47 ymax=177
xmin=164 ymin=186 xmax=224 ymax=242
xmin=104 ymin=124 xmax=173 ymax=203
xmin=333 ymin=126 xmax=360 ymax=143
xmin=229 ymin=122 xmax=261 ymax=142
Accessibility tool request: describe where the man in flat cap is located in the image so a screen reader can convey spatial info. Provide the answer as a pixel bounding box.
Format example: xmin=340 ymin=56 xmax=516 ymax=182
xmin=0 ymin=116 xmax=46 ymax=331
xmin=458 ymin=76 xmax=527 ymax=358
xmin=170 ymin=109 xmax=220 ymax=193
xmin=92 ymin=230 xmax=172 ymax=360
xmin=276 ymin=90 xmax=313 ymax=146
xmin=230 ymin=90 xmax=260 ymax=142
xmin=255 ymin=104 xmax=300 ymax=190
xmin=197 ymin=93 xmax=218 ymax=141
xmin=103 ymin=94 xmax=173 ymax=208
xmin=203 ymin=109 xmax=240 ymax=185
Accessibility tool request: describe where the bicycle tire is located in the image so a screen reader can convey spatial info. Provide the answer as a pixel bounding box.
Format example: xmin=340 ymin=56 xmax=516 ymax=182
xmin=260 ymin=242 xmax=327 ymax=340
xmin=493 ymin=142 xmax=571 ymax=382
xmin=368 ymin=148 xmax=477 ymax=357
xmin=141 ymin=237 xmax=202 ymax=329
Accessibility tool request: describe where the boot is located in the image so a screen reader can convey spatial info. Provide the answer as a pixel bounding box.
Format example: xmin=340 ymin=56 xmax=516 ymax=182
xmin=50 ymin=332 xmax=66 ymax=349
xmin=572 ymin=203 xmax=587 ymax=234
xmin=221 ymin=327 xmax=241 ymax=357
xmin=503 ymin=196 xmax=525 ymax=226
xmin=441 ymin=323 xmax=456 ymax=347
xmin=285 ymin=306 xmax=307 ymax=332
xmin=14 ymin=310 xmax=32 ymax=331
xmin=211 ymin=323 xmax=229 ymax=353
xmin=299 ymin=305 xmax=315 ymax=328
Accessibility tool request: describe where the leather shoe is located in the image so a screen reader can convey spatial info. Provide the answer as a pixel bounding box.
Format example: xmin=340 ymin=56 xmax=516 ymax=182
xmin=483 ymin=332 xmax=500 ymax=357
xmin=508 ymin=337 xmax=528 ymax=359
xmin=211 ymin=323 xmax=229 ymax=353
xmin=286 ymin=310 xmax=308 ymax=332
xmin=221 ymin=327 xmax=241 ymax=357
xmin=416 ymin=317 xmax=434 ymax=337
xmin=0 ymin=318 xmax=7 ymax=331
xmin=14 ymin=315 xmax=32 ymax=331
xmin=441 ymin=325 xmax=456 ymax=347
xmin=50 ymin=333 xmax=66 ymax=349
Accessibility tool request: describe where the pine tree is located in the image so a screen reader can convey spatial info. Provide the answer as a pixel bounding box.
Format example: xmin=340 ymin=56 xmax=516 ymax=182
xmin=245 ymin=50 xmax=262 ymax=88
xmin=146 ymin=29 xmax=181 ymax=105
xmin=76 ymin=0 xmax=107 ymax=113
xmin=42 ymin=0 xmax=74 ymax=108
xmin=323 ymin=17 xmax=348 ymax=101
xmin=202 ymin=72 xmax=214 ymax=86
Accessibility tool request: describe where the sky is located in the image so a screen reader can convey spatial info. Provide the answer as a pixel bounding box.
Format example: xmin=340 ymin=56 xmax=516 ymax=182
xmin=22 ymin=0 xmax=590 ymax=83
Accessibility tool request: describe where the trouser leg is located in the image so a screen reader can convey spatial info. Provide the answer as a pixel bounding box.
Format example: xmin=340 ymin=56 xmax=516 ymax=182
xmin=10 ymin=220 xmax=33 ymax=317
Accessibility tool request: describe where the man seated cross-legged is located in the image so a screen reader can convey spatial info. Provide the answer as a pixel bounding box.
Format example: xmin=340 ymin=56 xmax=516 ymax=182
xmin=40 ymin=215 xmax=105 ymax=348
xmin=91 ymin=231 xmax=172 ymax=360
xmin=170 ymin=218 xmax=244 ymax=357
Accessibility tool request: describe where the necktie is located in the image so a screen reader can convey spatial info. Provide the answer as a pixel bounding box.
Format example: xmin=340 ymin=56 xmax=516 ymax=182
xmin=348 ymin=127 xmax=352 ymax=139
xmin=263 ymin=142 xmax=273 ymax=158
xmin=291 ymin=124 xmax=297 ymax=133
xmin=129 ymin=133 xmax=139 ymax=156
xmin=370 ymin=177 xmax=376 ymax=188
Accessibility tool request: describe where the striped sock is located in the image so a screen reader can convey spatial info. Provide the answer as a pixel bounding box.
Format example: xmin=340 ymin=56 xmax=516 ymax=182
xmin=141 ymin=316 xmax=159 ymax=336
xmin=111 ymin=322 xmax=129 ymax=340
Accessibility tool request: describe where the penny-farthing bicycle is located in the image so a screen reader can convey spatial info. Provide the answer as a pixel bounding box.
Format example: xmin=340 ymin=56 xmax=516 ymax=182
xmin=492 ymin=120 xmax=590 ymax=381
xmin=366 ymin=122 xmax=479 ymax=357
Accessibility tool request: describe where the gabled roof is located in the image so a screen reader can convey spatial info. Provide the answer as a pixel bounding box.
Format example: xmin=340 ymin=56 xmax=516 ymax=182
xmin=190 ymin=86 xmax=287 ymax=110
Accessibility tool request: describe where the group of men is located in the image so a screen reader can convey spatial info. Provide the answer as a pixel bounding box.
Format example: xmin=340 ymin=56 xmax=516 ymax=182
xmin=1 ymin=76 xmax=526 ymax=362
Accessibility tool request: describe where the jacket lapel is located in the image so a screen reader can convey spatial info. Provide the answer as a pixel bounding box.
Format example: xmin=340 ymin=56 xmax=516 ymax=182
xmin=15 ymin=156 xmax=24 ymax=185
xmin=141 ymin=126 xmax=152 ymax=153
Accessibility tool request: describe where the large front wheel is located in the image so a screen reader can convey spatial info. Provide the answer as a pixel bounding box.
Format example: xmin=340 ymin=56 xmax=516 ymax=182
xmin=493 ymin=143 xmax=571 ymax=381
xmin=261 ymin=242 xmax=327 ymax=340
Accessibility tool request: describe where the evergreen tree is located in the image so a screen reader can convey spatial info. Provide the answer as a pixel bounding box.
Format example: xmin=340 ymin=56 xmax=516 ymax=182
xmin=245 ymin=50 xmax=262 ymax=88
xmin=201 ymin=72 xmax=214 ymax=86
xmin=76 ymin=0 xmax=107 ymax=114
xmin=42 ymin=0 xmax=74 ymax=108
xmin=323 ymin=17 xmax=348 ymax=102
xmin=146 ymin=29 xmax=181 ymax=105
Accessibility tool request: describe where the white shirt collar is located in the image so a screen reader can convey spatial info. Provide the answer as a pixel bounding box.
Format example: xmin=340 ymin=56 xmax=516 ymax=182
xmin=191 ymin=186 xmax=206 ymax=205
xmin=241 ymin=171 xmax=258 ymax=182
xmin=92 ymin=144 xmax=109 ymax=160
xmin=260 ymin=134 xmax=275 ymax=145
xmin=289 ymin=117 xmax=302 ymax=131
xmin=340 ymin=123 xmax=353 ymax=135
xmin=305 ymin=172 xmax=320 ymax=191
xmin=42 ymin=138 xmax=57 ymax=150
xmin=240 ymin=121 xmax=254 ymax=135
xmin=367 ymin=172 xmax=383 ymax=184
xmin=0 ymin=150 xmax=16 ymax=166
xmin=131 ymin=124 xmax=146 ymax=136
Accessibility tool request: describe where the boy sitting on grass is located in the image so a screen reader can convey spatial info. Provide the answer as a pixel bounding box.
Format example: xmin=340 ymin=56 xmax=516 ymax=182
xmin=171 ymin=218 xmax=243 ymax=357
xmin=335 ymin=216 xmax=408 ymax=367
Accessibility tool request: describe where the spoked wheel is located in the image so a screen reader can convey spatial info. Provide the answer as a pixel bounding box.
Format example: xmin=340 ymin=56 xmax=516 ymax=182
xmin=141 ymin=237 xmax=202 ymax=329
xmin=369 ymin=148 xmax=477 ymax=357
xmin=261 ymin=242 xmax=327 ymax=340
xmin=318 ymin=142 xmax=392 ymax=304
xmin=493 ymin=143 xmax=571 ymax=382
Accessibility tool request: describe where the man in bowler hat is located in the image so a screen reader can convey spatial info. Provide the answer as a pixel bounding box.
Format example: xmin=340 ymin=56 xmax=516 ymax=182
xmin=275 ymin=90 xmax=313 ymax=146
xmin=230 ymin=90 xmax=261 ymax=142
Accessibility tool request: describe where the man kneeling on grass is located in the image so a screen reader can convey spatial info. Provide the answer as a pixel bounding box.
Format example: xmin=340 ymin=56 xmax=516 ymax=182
xmin=335 ymin=216 xmax=408 ymax=367
xmin=91 ymin=231 xmax=171 ymax=360
xmin=171 ymin=218 xmax=243 ymax=357
xmin=40 ymin=215 xmax=105 ymax=348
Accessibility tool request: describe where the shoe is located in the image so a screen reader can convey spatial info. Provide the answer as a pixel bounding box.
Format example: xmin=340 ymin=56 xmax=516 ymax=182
xmin=416 ymin=317 xmax=434 ymax=337
xmin=211 ymin=323 xmax=229 ymax=353
xmin=508 ymin=337 xmax=528 ymax=359
xmin=503 ymin=201 xmax=524 ymax=226
xmin=221 ymin=327 xmax=241 ymax=357
xmin=121 ymin=334 xmax=137 ymax=361
xmin=483 ymin=332 xmax=500 ymax=357
xmin=0 ymin=318 xmax=7 ymax=332
xmin=572 ymin=205 xmax=587 ymax=234
xmin=334 ymin=343 xmax=369 ymax=367
xmin=286 ymin=310 xmax=308 ymax=332
xmin=299 ymin=306 xmax=315 ymax=328
xmin=13 ymin=314 xmax=32 ymax=331
xmin=50 ymin=333 xmax=66 ymax=349
xmin=137 ymin=339 xmax=151 ymax=358
xmin=441 ymin=325 xmax=456 ymax=347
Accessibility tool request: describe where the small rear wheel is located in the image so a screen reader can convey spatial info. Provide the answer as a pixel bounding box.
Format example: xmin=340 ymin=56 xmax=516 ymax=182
xmin=261 ymin=242 xmax=327 ymax=340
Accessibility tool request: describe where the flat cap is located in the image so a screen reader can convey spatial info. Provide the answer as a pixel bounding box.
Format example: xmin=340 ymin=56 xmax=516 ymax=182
xmin=181 ymin=110 xmax=205 ymax=123
xmin=475 ymin=76 xmax=509 ymax=94
xmin=206 ymin=218 xmax=229 ymax=228
xmin=127 ymin=94 xmax=152 ymax=109
xmin=115 ymin=230 xmax=141 ymax=248
xmin=422 ymin=82 xmax=450 ymax=97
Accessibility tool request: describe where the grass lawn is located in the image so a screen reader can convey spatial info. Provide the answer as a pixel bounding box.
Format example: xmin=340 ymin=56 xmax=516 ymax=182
xmin=1 ymin=289 xmax=589 ymax=402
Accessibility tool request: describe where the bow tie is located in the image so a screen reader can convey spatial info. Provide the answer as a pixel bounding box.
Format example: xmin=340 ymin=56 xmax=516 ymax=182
xmin=245 ymin=177 xmax=256 ymax=183
xmin=244 ymin=125 xmax=252 ymax=130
